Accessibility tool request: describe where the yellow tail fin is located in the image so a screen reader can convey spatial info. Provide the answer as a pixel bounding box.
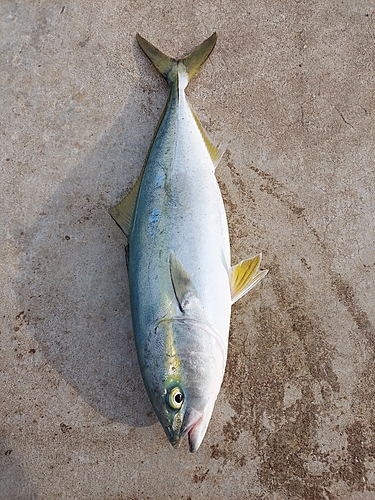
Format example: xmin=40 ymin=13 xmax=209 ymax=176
xmin=136 ymin=33 xmax=217 ymax=86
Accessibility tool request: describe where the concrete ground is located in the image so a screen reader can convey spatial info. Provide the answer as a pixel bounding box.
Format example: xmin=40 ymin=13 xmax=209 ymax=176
xmin=1 ymin=0 xmax=375 ymax=498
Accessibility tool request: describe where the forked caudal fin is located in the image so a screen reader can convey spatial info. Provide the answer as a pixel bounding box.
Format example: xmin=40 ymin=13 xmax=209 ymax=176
xmin=136 ymin=33 xmax=225 ymax=168
xmin=136 ymin=32 xmax=217 ymax=86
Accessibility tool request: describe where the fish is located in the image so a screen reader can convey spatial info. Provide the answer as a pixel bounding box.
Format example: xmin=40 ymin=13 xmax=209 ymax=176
xmin=109 ymin=33 xmax=268 ymax=452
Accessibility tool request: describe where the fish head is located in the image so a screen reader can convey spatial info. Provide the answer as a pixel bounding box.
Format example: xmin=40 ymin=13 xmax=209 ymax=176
xmin=143 ymin=318 xmax=227 ymax=452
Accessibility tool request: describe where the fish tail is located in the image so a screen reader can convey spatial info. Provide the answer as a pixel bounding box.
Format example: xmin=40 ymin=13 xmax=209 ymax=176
xmin=180 ymin=32 xmax=217 ymax=82
xmin=136 ymin=33 xmax=217 ymax=87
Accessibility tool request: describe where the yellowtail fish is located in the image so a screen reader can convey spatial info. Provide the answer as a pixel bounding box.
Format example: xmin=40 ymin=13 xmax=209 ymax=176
xmin=109 ymin=33 xmax=267 ymax=451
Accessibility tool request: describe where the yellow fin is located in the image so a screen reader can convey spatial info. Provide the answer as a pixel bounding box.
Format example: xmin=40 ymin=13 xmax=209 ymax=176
xmin=229 ymin=254 xmax=268 ymax=304
xmin=191 ymin=108 xmax=226 ymax=169
xmin=181 ymin=32 xmax=217 ymax=81
xmin=108 ymin=171 xmax=143 ymax=237
xmin=136 ymin=32 xmax=217 ymax=86
xmin=136 ymin=34 xmax=177 ymax=84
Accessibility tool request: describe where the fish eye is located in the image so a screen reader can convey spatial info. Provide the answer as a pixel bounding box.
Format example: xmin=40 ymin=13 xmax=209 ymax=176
xmin=167 ymin=386 xmax=184 ymax=410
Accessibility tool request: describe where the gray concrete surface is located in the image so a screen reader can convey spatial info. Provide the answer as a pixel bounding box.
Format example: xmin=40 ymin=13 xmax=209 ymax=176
xmin=1 ymin=0 xmax=375 ymax=498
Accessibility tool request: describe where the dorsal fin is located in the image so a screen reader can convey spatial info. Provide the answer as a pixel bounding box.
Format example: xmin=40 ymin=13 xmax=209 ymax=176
xmin=229 ymin=254 xmax=268 ymax=304
xmin=108 ymin=169 xmax=143 ymax=237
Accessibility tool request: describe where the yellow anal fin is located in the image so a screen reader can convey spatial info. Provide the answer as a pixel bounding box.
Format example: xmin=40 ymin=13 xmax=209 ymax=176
xmin=108 ymin=171 xmax=143 ymax=238
xmin=229 ymin=254 xmax=268 ymax=304
xmin=191 ymin=108 xmax=226 ymax=169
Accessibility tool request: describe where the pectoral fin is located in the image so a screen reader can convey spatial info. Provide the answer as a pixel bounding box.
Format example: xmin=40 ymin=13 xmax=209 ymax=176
xmin=230 ymin=254 xmax=268 ymax=304
xmin=170 ymin=253 xmax=197 ymax=313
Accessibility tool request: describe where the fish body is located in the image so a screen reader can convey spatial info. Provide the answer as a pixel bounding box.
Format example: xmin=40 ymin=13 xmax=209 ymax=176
xmin=110 ymin=33 xmax=267 ymax=451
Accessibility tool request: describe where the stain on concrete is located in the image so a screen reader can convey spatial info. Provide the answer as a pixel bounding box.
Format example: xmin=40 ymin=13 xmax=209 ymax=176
xmin=192 ymin=467 xmax=210 ymax=483
xmin=331 ymin=273 xmax=375 ymax=346
xmin=220 ymin=120 xmax=374 ymax=498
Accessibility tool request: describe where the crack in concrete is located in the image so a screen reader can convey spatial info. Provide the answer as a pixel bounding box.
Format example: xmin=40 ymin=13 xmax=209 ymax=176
xmin=334 ymin=106 xmax=355 ymax=129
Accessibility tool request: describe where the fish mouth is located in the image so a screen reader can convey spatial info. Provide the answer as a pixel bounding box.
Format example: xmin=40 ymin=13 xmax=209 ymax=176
xmin=180 ymin=408 xmax=203 ymax=452
xmin=188 ymin=420 xmax=204 ymax=452
xmin=188 ymin=423 xmax=202 ymax=452
xmin=167 ymin=409 xmax=203 ymax=449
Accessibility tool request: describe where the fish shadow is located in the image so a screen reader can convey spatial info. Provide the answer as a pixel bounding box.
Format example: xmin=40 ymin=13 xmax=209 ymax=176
xmin=0 ymin=432 xmax=37 ymax=500
xmin=13 ymin=58 xmax=168 ymax=427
